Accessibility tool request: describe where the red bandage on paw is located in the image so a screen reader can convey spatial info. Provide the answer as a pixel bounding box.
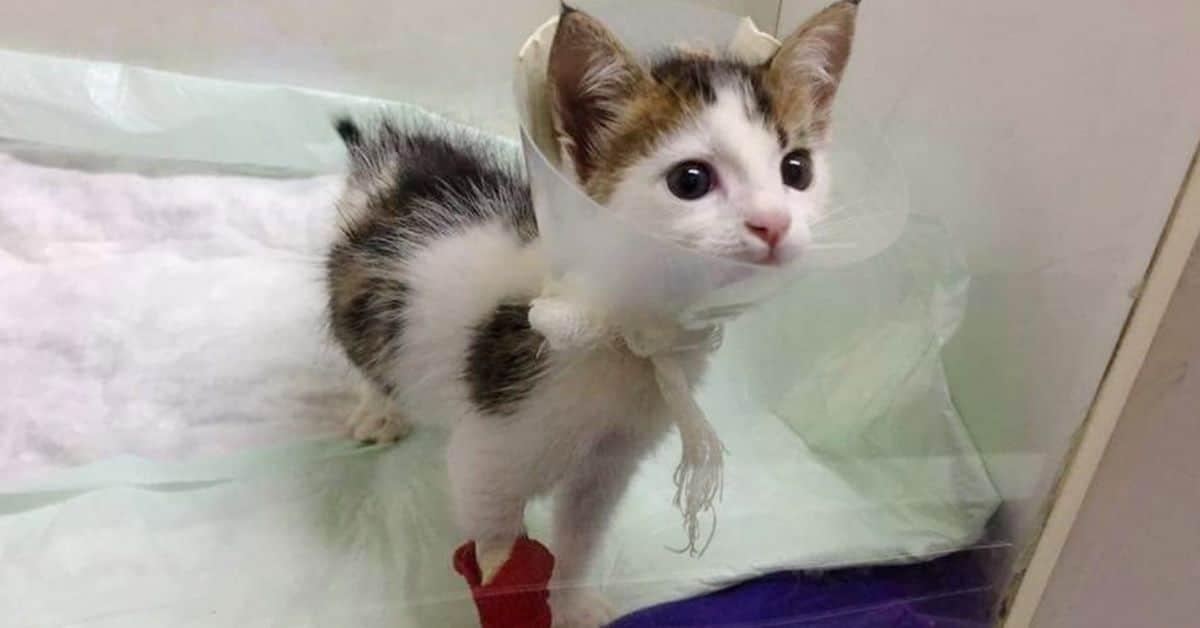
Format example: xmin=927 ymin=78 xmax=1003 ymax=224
xmin=453 ymin=537 xmax=555 ymax=628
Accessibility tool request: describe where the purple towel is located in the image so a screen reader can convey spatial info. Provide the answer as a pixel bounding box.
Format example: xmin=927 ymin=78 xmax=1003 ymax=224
xmin=612 ymin=550 xmax=995 ymax=627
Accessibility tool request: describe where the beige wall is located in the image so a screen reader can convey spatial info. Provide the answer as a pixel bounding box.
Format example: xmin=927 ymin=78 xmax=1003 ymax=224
xmin=1031 ymin=203 xmax=1200 ymax=627
xmin=0 ymin=0 xmax=778 ymax=135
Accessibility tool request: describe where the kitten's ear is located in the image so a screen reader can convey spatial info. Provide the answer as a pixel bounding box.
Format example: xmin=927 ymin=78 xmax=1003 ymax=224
xmin=547 ymin=6 xmax=646 ymax=182
xmin=765 ymin=0 xmax=858 ymax=141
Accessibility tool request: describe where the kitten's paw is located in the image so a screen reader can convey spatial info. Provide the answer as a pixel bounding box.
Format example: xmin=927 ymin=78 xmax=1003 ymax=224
xmin=475 ymin=537 xmax=516 ymax=585
xmin=346 ymin=406 xmax=411 ymax=443
xmin=551 ymin=590 xmax=616 ymax=628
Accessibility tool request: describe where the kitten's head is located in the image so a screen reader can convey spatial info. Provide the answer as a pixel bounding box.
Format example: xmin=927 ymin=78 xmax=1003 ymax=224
xmin=547 ymin=1 xmax=858 ymax=266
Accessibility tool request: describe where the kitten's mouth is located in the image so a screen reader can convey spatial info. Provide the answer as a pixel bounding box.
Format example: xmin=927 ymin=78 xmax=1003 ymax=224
xmin=736 ymin=248 xmax=785 ymax=267
xmin=752 ymin=245 xmax=802 ymax=267
xmin=757 ymin=251 xmax=786 ymax=267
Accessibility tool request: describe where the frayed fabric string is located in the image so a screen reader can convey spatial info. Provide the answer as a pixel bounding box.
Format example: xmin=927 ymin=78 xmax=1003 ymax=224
xmin=650 ymin=352 xmax=726 ymax=557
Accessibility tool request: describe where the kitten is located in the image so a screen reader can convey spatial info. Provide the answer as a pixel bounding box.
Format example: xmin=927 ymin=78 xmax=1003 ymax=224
xmin=326 ymin=2 xmax=857 ymax=626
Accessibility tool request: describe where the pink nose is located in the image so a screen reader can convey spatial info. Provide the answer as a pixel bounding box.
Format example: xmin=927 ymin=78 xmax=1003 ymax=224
xmin=745 ymin=213 xmax=791 ymax=248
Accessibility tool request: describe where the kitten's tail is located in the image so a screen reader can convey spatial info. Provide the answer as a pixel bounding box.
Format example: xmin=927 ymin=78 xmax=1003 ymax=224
xmin=333 ymin=114 xmax=410 ymax=180
xmin=334 ymin=116 xmax=372 ymax=176
xmin=335 ymin=117 xmax=363 ymax=149
xmin=332 ymin=115 xmax=387 ymax=230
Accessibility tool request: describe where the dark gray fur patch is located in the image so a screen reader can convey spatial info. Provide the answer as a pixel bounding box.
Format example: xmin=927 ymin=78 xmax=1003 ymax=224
xmin=335 ymin=117 xmax=539 ymax=248
xmin=326 ymin=117 xmax=540 ymax=394
xmin=650 ymin=56 xmax=773 ymax=115
xmin=464 ymin=304 xmax=548 ymax=416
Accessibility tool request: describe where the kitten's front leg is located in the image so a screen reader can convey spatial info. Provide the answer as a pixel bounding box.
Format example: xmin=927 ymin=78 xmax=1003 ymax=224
xmin=550 ymin=438 xmax=643 ymax=628
xmin=528 ymin=296 xmax=610 ymax=352
xmin=447 ymin=421 xmax=531 ymax=583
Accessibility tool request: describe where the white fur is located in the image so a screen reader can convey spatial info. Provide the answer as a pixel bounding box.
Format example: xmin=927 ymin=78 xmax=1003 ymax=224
xmin=606 ymin=85 xmax=827 ymax=266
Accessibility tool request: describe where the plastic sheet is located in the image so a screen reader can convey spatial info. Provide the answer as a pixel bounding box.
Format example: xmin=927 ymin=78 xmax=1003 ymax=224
xmin=0 ymin=6 xmax=999 ymax=626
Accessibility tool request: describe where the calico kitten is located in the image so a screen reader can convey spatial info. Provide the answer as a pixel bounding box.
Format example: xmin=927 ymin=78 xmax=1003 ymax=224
xmin=326 ymin=3 xmax=857 ymax=626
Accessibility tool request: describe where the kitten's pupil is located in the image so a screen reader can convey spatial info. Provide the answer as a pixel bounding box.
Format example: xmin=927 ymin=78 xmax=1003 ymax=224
xmin=666 ymin=161 xmax=712 ymax=200
xmin=781 ymin=150 xmax=813 ymax=191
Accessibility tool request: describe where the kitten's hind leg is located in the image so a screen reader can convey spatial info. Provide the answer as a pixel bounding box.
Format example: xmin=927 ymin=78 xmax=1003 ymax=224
xmin=346 ymin=382 xmax=412 ymax=443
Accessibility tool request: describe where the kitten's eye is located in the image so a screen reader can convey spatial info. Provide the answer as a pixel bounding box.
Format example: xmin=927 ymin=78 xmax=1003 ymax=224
xmin=781 ymin=149 xmax=813 ymax=191
xmin=666 ymin=161 xmax=713 ymax=200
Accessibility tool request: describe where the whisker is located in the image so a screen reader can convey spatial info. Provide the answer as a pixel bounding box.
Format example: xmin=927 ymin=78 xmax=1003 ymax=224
xmin=810 ymin=199 xmax=871 ymax=225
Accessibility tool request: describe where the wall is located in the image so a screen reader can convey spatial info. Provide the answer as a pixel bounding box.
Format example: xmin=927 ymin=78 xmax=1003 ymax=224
xmin=779 ymin=0 xmax=1200 ymax=563
xmin=0 ymin=0 xmax=778 ymax=135
xmin=1031 ymin=215 xmax=1200 ymax=627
